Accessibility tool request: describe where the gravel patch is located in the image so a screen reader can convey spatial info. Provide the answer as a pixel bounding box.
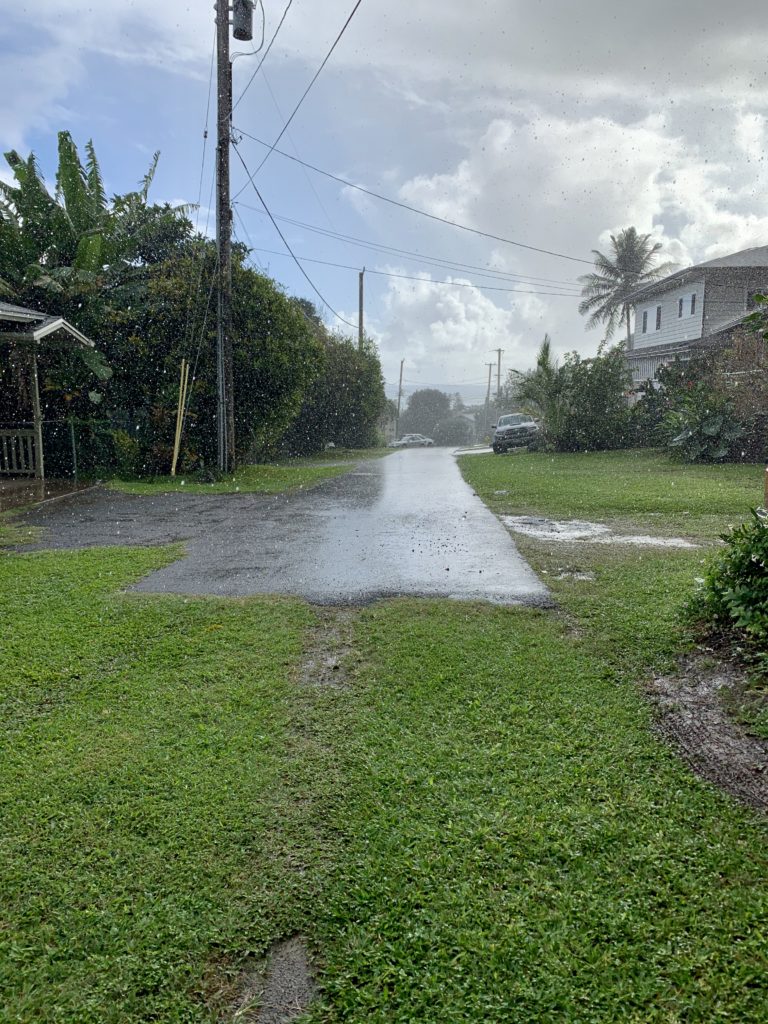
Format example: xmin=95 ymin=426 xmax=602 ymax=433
xmin=502 ymin=515 xmax=698 ymax=548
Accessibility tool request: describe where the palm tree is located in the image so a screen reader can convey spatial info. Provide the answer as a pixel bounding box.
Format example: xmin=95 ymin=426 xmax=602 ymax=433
xmin=578 ymin=227 xmax=675 ymax=346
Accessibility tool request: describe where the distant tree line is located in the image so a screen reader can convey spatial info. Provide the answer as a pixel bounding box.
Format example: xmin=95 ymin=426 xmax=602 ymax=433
xmin=0 ymin=132 xmax=386 ymax=476
xmin=397 ymin=388 xmax=476 ymax=445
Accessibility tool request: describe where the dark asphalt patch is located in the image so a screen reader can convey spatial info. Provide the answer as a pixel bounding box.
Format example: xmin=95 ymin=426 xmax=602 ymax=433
xmin=16 ymin=451 xmax=550 ymax=607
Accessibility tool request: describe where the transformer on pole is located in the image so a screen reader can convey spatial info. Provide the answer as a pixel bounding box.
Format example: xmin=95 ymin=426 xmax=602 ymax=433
xmin=233 ymin=0 xmax=254 ymax=41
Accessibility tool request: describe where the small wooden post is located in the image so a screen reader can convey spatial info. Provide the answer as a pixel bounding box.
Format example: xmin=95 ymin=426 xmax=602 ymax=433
xmin=69 ymin=417 xmax=78 ymax=485
xmin=30 ymin=341 xmax=44 ymax=480
xmin=171 ymin=359 xmax=189 ymax=477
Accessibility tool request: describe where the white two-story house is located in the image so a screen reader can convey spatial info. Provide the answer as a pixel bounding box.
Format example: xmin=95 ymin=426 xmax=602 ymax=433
xmin=625 ymin=245 xmax=768 ymax=387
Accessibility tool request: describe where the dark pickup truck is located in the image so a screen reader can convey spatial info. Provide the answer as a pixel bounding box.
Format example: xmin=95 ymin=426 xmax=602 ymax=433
xmin=492 ymin=413 xmax=539 ymax=453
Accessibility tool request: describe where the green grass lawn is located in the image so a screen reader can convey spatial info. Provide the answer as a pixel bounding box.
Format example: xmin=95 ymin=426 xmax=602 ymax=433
xmin=0 ymin=548 xmax=333 ymax=1023
xmin=306 ymin=596 xmax=767 ymax=1023
xmin=0 ymin=510 xmax=40 ymax=548
xmin=460 ymin=449 xmax=764 ymax=538
xmin=2 ymin=450 xmax=767 ymax=1021
xmin=108 ymin=461 xmax=352 ymax=496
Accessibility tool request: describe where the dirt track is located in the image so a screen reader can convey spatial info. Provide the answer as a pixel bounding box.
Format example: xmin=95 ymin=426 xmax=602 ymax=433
xmin=648 ymin=657 xmax=768 ymax=812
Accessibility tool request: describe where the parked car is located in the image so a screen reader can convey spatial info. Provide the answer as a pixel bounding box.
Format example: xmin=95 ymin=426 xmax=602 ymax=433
xmin=388 ymin=433 xmax=435 ymax=448
xmin=491 ymin=414 xmax=539 ymax=453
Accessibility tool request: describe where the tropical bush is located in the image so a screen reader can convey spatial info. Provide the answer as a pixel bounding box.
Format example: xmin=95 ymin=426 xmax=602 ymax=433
xmin=688 ymin=510 xmax=768 ymax=672
xmin=666 ymin=383 xmax=744 ymax=463
xmin=509 ymin=336 xmax=632 ymax=452
xmin=632 ymin=340 xmax=768 ymax=463
xmin=555 ymin=347 xmax=633 ymax=451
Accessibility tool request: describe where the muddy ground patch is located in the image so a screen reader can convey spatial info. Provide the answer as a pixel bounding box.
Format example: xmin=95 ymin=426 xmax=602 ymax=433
xmin=648 ymin=655 xmax=768 ymax=812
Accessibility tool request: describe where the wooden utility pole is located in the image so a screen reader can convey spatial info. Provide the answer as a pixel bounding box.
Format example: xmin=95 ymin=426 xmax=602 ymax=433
xmin=30 ymin=342 xmax=44 ymax=480
xmin=495 ymin=348 xmax=504 ymax=403
xmin=216 ymin=0 xmax=234 ymax=472
xmin=484 ymin=361 xmax=493 ymax=435
xmin=358 ymin=267 xmax=365 ymax=351
xmin=395 ymin=358 xmax=404 ymax=437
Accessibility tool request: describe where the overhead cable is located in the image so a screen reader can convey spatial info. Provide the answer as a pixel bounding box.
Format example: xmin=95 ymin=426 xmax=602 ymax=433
xmin=232 ymin=143 xmax=358 ymax=328
xmin=241 ymin=246 xmax=581 ymax=297
xmin=234 ymin=201 xmax=582 ymax=288
xmin=233 ymin=126 xmax=593 ymax=265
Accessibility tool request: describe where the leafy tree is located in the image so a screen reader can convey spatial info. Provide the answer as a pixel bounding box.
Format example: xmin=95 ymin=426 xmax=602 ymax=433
xmin=100 ymin=242 xmax=324 ymax=470
xmin=280 ymin=320 xmax=385 ymax=455
xmin=433 ymin=416 xmax=473 ymax=446
xmin=0 ymin=133 xmax=344 ymax=474
xmin=398 ymin=388 xmax=451 ymax=436
xmin=555 ymin=347 xmax=632 ymax=451
xmin=578 ymin=227 xmax=675 ymax=344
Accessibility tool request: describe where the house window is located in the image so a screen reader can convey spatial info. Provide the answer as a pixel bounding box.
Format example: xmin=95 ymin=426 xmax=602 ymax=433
xmin=656 ymin=305 xmax=662 ymax=330
xmin=690 ymin=293 xmax=696 ymax=315
xmin=642 ymin=310 xmax=648 ymax=333
xmin=678 ymin=298 xmax=683 ymax=318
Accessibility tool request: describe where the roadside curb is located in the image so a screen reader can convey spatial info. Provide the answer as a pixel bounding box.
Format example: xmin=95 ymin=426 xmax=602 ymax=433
xmin=27 ymin=481 xmax=103 ymax=510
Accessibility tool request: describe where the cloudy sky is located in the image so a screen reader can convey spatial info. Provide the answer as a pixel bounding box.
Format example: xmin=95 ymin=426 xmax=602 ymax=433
xmin=3 ymin=1 xmax=768 ymax=401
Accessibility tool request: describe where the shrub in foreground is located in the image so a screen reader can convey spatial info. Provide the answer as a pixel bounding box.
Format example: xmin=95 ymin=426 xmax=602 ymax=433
xmin=688 ymin=509 xmax=768 ymax=670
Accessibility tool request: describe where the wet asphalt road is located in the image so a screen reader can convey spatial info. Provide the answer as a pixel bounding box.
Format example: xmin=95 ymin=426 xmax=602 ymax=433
xmin=19 ymin=449 xmax=549 ymax=606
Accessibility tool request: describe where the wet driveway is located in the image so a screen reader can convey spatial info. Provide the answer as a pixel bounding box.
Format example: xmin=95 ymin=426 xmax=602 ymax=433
xmin=18 ymin=449 xmax=549 ymax=606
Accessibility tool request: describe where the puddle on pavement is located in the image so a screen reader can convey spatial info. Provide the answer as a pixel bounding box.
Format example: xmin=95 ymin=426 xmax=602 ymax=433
xmin=0 ymin=477 xmax=89 ymax=513
xmin=502 ymin=515 xmax=698 ymax=549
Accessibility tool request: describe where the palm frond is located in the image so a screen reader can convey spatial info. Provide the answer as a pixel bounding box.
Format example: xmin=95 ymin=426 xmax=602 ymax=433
xmin=85 ymin=139 xmax=108 ymax=217
xmin=140 ymin=152 xmax=160 ymax=201
xmin=55 ymin=131 xmax=91 ymax=237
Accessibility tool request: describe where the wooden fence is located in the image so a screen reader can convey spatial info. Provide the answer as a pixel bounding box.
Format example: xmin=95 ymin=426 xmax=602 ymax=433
xmin=0 ymin=430 xmax=36 ymax=476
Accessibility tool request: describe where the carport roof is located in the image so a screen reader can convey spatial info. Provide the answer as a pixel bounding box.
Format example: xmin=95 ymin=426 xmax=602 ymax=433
xmin=0 ymin=300 xmax=94 ymax=348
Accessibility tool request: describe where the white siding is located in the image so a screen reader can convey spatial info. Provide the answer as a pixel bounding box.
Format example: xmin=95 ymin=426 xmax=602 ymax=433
xmin=633 ymin=279 xmax=704 ymax=350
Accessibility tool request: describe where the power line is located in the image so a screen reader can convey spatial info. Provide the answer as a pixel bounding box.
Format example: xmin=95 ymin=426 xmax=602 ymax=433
xmin=237 ymin=0 xmax=364 ymax=184
xmin=240 ymin=245 xmax=582 ymax=297
xmin=232 ymin=142 xmax=358 ymax=328
xmin=194 ymin=31 xmax=216 ymax=234
xmin=179 ymin=30 xmax=217 ymax=375
xmin=232 ymin=205 xmax=268 ymax=273
xmin=233 ymin=125 xmax=593 ymax=265
xmin=261 ymin=69 xmax=337 ymax=232
xmin=232 ymin=0 xmax=294 ymax=111
xmin=234 ymin=200 xmax=582 ymax=288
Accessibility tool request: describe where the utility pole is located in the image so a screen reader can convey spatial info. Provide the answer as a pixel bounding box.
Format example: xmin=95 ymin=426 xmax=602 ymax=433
xmin=215 ymin=2 xmax=253 ymax=471
xmin=495 ymin=348 xmax=504 ymax=404
xmin=395 ymin=358 xmax=404 ymax=437
xmin=484 ymin=361 xmax=493 ymax=435
xmin=215 ymin=0 xmax=232 ymax=472
xmin=358 ymin=267 xmax=365 ymax=351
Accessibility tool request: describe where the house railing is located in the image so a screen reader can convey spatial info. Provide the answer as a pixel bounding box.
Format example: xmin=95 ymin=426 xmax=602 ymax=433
xmin=0 ymin=430 xmax=37 ymax=476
